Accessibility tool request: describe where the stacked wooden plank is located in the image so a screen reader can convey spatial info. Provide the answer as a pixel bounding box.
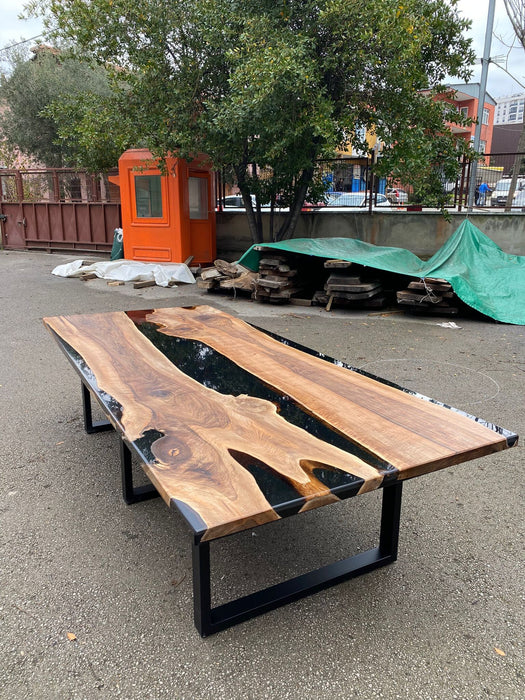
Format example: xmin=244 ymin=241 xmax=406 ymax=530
xmin=252 ymin=254 xmax=305 ymax=304
xmin=396 ymin=278 xmax=458 ymax=315
xmin=197 ymin=260 xmax=258 ymax=294
xmin=314 ymin=260 xmax=386 ymax=310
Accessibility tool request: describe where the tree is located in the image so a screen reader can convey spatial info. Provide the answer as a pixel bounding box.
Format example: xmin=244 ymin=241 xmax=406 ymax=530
xmin=502 ymin=0 xmax=525 ymax=211
xmin=26 ymin=0 xmax=475 ymax=241
xmin=503 ymin=0 xmax=525 ymax=44
xmin=0 ymin=138 xmax=37 ymax=169
xmin=43 ymin=91 xmax=132 ymax=172
xmin=0 ymin=44 xmax=119 ymax=168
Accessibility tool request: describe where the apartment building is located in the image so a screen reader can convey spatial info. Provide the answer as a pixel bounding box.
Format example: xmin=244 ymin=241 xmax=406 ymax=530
xmin=437 ymin=83 xmax=496 ymax=154
xmin=494 ymin=93 xmax=525 ymax=125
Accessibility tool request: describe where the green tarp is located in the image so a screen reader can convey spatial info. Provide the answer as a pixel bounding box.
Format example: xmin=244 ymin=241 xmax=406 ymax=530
xmin=238 ymin=220 xmax=525 ymax=325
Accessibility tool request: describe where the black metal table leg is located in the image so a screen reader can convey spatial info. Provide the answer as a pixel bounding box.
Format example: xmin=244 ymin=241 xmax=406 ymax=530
xmin=82 ymin=382 xmax=114 ymax=434
xmin=193 ymin=541 xmax=212 ymax=637
xmin=120 ymin=438 xmax=160 ymax=505
xmin=192 ymin=481 xmax=403 ymax=637
xmin=379 ymin=480 xmax=403 ymax=558
xmin=82 ymin=382 xmax=159 ymax=505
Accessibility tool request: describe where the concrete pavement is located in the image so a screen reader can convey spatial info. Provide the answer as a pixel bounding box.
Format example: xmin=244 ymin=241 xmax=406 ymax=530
xmin=0 ymin=250 xmax=523 ymax=699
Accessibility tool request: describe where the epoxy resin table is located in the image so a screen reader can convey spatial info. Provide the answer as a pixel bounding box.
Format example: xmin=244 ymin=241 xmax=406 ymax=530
xmin=44 ymin=305 xmax=518 ymax=636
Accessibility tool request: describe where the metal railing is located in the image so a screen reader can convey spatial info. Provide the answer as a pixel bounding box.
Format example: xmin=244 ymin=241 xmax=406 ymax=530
xmin=217 ymin=152 xmax=525 ymax=211
xmin=0 ymin=168 xmax=120 ymax=204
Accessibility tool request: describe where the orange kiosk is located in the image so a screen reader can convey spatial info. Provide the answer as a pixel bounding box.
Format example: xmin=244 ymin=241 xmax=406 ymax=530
xmin=116 ymin=149 xmax=216 ymax=265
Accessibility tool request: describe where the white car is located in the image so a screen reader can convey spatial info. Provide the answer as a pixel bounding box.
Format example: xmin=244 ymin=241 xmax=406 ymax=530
xmin=327 ymin=192 xmax=392 ymax=208
xmin=218 ymin=194 xmax=257 ymax=208
xmin=490 ymin=178 xmax=525 ymax=207
xmin=386 ymin=188 xmax=409 ymax=204
xmin=510 ymin=189 xmax=525 ymax=211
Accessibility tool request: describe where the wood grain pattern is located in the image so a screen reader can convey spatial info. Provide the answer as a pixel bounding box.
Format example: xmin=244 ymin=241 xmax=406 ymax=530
xmin=44 ymin=312 xmax=383 ymax=540
xmin=146 ymin=305 xmax=509 ymax=478
xmin=44 ymin=305 xmax=516 ymax=542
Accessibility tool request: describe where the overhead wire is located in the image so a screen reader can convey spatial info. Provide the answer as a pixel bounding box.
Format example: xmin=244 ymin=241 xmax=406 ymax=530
xmin=0 ymin=34 xmax=43 ymax=54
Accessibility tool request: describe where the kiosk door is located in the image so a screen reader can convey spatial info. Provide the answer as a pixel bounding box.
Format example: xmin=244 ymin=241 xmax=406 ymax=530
xmin=188 ymin=170 xmax=215 ymax=265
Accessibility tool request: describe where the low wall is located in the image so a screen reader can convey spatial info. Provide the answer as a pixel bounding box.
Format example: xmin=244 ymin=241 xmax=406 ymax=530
xmin=216 ymin=211 xmax=525 ymax=261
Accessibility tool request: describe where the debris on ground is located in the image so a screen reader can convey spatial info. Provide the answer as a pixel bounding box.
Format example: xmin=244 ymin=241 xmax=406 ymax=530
xmin=436 ymin=321 xmax=462 ymax=329
xmin=197 ymin=259 xmax=258 ymax=292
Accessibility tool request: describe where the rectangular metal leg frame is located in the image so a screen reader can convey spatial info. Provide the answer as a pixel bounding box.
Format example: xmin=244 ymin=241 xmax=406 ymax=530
xmin=193 ymin=481 xmax=403 ymax=637
xmin=82 ymin=380 xmax=403 ymax=637
xmin=82 ymin=381 xmax=159 ymax=505
xmin=81 ymin=381 xmax=115 ymax=434
xmin=119 ymin=437 xmax=160 ymax=505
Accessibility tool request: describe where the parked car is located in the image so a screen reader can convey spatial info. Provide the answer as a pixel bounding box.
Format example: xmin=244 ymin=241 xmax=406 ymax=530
xmin=510 ymin=188 xmax=525 ymax=211
xmin=218 ymin=194 xmax=286 ymax=210
xmin=301 ymin=200 xmax=327 ymax=210
xmin=325 ymin=191 xmax=344 ymax=204
xmin=490 ymin=178 xmax=525 ymax=207
xmin=386 ymin=187 xmax=408 ymax=204
xmin=326 ymin=192 xmax=392 ymax=208
xmin=217 ymin=194 xmax=256 ymax=208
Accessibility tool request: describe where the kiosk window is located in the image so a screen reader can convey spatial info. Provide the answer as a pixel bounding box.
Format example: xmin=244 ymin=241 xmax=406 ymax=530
xmin=189 ymin=177 xmax=208 ymax=219
xmin=135 ymin=175 xmax=163 ymax=218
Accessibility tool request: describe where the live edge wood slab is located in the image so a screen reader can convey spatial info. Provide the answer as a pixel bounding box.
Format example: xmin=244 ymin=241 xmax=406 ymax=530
xmin=44 ymin=305 xmax=518 ymax=635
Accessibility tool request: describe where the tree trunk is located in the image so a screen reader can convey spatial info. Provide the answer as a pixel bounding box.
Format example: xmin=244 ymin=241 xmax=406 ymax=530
xmin=244 ymin=198 xmax=263 ymax=244
xmin=234 ymin=163 xmax=316 ymax=244
xmin=275 ymin=167 xmax=314 ymax=241
xmin=235 ymin=163 xmax=263 ymax=244
xmin=268 ymin=200 xmax=275 ymax=241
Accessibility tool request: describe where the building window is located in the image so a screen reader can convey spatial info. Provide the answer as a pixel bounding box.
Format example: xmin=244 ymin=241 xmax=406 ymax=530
xmin=460 ymin=106 xmax=469 ymax=119
xmin=482 ymin=108 xmax=489 ymax=125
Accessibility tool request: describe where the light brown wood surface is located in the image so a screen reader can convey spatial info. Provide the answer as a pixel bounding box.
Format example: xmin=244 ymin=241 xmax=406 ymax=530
xmin=44 ymin=311 xmax=383 ymax=540
xmin=44 ymin=305 xmax=511 ymax=541
xmin=148 ymin=306 xmax=508 ymax=478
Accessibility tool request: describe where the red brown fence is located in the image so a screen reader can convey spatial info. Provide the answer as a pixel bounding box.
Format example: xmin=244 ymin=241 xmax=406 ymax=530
xmin=0 ymin=168 xmax=121 ymax=252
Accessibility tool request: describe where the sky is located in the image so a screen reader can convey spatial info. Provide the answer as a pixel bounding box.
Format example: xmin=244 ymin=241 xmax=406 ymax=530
xmin=459 ymin=0 xmax=525 ymax=98
xmin=0 ymin=1 xmax=43 ymax=56
xmin=0 ymin=0 xmax=524 ymax=99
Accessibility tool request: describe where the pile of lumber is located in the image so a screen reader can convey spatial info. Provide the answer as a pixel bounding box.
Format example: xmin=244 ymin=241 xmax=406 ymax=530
xmin=396 ymin=278 xmax=458 ymax=315
xmin=197 ymin=259 xmax=258 ymax=294
xmin=314 ymin=260 xmax=386 ymax=310
xmin=252 ymin=254 xmax=305 ymax=304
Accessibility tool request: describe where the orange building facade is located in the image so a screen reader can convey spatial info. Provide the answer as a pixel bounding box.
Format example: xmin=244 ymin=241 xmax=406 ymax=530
xmin=435 ymin=83 xmax=496 ymax=155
